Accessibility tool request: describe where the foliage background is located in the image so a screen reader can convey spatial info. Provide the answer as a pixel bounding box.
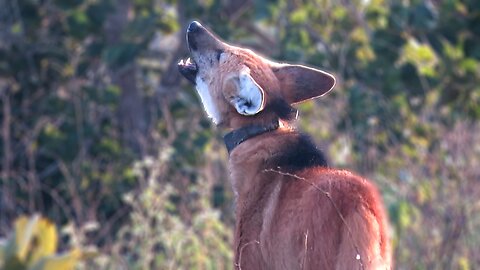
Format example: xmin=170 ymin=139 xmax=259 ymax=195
xmin=0 ymin=0 xmax=479 ymax=269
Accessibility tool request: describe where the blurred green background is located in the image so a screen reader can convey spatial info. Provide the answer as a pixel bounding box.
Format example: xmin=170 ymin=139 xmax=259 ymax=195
xmin=0 ymin=0 xmax=479 ymax=269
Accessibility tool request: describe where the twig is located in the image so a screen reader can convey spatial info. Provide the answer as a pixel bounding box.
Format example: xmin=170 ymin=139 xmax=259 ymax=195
xmin=301 ymin=230 xmax=308 ymax=270
xmin=40 ymin=182 xmax=75 ymax=222
xmin=0 ymin=85 xmax=14 ymax=230
xmin=1 ymin=85 xmax=11 ymax=182
xmin=58 ymin=159 xmax=84 ymax=224
xmin=160 ymin=98 xmax=176 ymax=144
xmin=93 ymin=205 xmax=130 ymax=246
xmin=235 ymin=240 xmax=260 ymax=270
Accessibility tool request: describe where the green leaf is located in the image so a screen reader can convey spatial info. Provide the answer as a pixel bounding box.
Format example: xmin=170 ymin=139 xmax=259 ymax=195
xmin=67 ymin=9 xmax=91 ymax=39
xmin=392 ymin=201 xmax=413 ymax=230
xmin=459 ymin=58 xmax=478 ymax=74
xmin=290 ymin=8 xmax=308 ymax=24
xmin=43 ymin=123 xmax=65 ymax=140
xmin=332 ymin=6 xmax=348 ymax=20
xmin=2 ymin=255 xmax=25 ymax=270
xmin=10 ymin=23 xmax=22 ymax=34
xmin=400 ymin=38 xmax=438 ymax=77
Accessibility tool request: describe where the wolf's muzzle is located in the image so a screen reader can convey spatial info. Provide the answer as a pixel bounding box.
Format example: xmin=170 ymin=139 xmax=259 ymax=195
xmin=186 ymin=21 xmax=204 ymax=51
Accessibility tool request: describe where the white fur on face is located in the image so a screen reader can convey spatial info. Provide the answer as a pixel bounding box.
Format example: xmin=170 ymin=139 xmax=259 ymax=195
xmin=231 ymin=69 xmax=264 ymax=115
xmin=195 ymin=77 xmax=221 ymax=124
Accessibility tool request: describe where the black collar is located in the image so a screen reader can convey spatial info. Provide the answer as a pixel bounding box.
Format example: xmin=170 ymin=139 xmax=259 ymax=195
xmin=223 ymin=121 xmax=280 ymax=154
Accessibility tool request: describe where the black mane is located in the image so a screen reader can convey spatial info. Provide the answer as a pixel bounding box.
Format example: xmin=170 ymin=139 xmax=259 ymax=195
xmin=271 ymin=133 xmax=328 ymax=171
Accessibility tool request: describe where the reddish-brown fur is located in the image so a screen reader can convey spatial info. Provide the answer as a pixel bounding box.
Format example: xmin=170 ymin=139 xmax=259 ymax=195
xmin=178 ymin=21 xmax=392 ymax=270
xmin=229 ymin=131 xmax=391 ymax=270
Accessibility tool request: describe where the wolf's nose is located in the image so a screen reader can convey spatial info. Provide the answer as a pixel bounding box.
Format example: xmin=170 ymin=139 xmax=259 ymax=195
xmin=187 ymin=21 xmax=202 ymax=32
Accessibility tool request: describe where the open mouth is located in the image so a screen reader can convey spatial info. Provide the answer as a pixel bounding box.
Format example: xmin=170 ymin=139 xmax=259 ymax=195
xmin=178 ymin=57 xmax=198 ymax=85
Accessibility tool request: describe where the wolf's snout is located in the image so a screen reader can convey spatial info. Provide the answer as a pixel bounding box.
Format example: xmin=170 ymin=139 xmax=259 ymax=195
xmin=185 ymin=20 xmax=224 ymax=53
xmin=186 ymin=21 xmax=210 ymax=51
xmin=186 ymin=21 xmax=203 ymax=51
xmin=179 ymin=21 xmax=228 ymax=85
xmin=187 ymin=21 xmax=202 ymax=33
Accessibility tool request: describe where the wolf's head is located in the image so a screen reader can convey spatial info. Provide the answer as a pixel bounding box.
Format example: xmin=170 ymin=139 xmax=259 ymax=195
xmin=178 ymin=21 xmax=335 ymax=128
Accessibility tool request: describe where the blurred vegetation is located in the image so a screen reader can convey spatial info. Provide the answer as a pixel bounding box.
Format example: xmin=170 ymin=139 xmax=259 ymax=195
xmin=0 ymin=215 xmax=93 ymax=270
xmin=0 ymin=0 xmax=479 ymax=269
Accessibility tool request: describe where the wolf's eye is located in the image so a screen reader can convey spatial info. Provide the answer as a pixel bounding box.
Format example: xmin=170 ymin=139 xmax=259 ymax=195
xmin=216 ymin=50 xmax=224 ymax=62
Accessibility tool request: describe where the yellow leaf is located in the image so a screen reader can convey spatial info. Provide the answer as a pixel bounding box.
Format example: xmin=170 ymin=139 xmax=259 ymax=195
xmin=458 ymin=256 xmax=470 ymax=270
xmin=356 ymin=46 xmax=376 ymax=63
xmin=15 ymin=215 xmax=40 ymax=261
xmin=31 ymin=249 xmax=82 ymax=270
xmin=28 ymin=218 xmax=58 ymax=267
xmin=14 ymin=215 xmax=59 ymax=266
xmin=79 ymin=246 xmax=99 ymax=260
xmin=351 ymin=28 xmax=369 ymax=44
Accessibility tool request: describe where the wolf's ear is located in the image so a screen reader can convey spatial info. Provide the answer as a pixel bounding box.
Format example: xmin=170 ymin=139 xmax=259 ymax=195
xmin=224 ymin=68 xmax=265 ymax=116
xmin=271 ymin=64 xmax=335 ymax=104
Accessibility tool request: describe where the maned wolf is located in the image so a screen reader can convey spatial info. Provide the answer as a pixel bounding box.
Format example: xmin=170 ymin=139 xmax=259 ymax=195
xmin=178 ymin=21 xmax=391 ymax=270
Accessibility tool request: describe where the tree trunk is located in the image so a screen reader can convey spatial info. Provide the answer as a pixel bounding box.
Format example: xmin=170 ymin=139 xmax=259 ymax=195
xmin=105 ymin=0 xmax=146 ymax=155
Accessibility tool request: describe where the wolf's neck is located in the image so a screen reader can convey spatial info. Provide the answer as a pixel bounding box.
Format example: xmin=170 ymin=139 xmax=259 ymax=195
xmin=223 ymin=121 xmax=280 ymax=154
xmin=227 ymin=128 xmax=328 ymax=197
